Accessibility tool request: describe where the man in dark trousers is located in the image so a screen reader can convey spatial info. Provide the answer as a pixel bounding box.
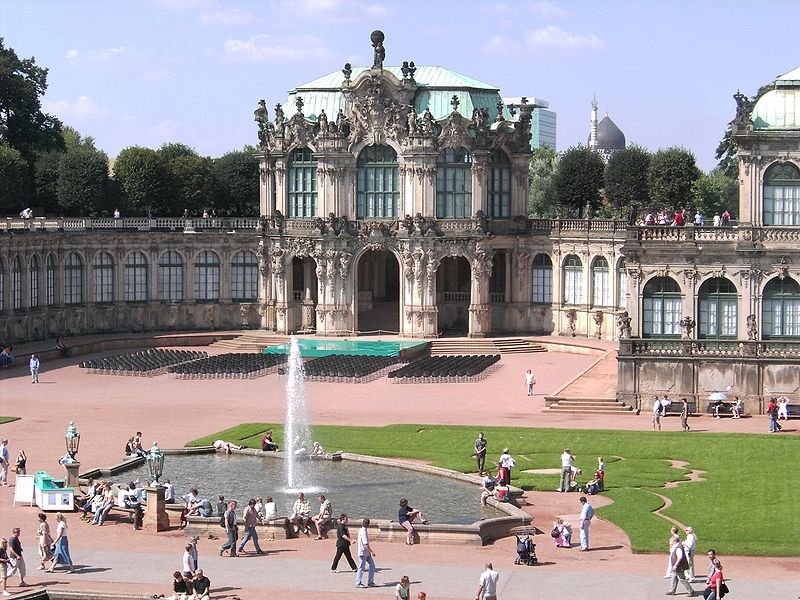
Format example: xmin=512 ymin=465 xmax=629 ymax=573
xmin=218 ymin=500 xmax=238 ymax=557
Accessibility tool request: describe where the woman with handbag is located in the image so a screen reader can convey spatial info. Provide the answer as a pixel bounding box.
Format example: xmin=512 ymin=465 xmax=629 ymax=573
xmin=36 ymin=513 xmax=53 ymax=570
xmin=48 ymin=513 xmax=75 ymax=573
xmin=703 ymin=560 xmax=727 ymax=599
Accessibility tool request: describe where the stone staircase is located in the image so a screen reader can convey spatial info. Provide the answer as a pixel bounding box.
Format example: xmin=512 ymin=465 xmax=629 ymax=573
xmin=430 ymin=337 xmax=547 ymax=356
xmin=209 ymin=332 xmax=289 ymax=352
xmin=545 ymin=351 xmax=633 ymax=414
xmin=546 ymin=397 xmax=633 ymax=414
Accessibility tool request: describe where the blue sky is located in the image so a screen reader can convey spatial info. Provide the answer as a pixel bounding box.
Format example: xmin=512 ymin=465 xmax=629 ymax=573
xmin=2 ymin=0 xmax=797 ymax=170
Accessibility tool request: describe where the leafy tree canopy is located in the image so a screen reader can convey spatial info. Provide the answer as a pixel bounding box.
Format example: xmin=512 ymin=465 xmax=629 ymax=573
xmin=0 ymin=144 xmax=28 ymax=214
xmin=692 ymin=168 xmax=738 ymax=220
xmin=211 ymin=150 xmax=259 ymax=216
xmin=57 ymin=144 xmax=110 ymax=216
xmin=113 ymin=146 xmax=173 ymax=216
xmin=552 ymin=145 xmax=605 ymax=217
xmin=158 ymin=142 xmax=197 ymax=163
xmin=604 ymin=145 xmax=651 ymax=215
xmin=527 ymin=146 xmax=559 ymax=218
xmin=647 ymin=146 xmax=700 ymax=209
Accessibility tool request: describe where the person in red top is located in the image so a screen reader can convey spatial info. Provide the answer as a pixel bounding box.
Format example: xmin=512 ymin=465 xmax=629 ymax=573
xmin=673 ymin=210 xmax=685 ymax=226
xmin=704 ymin=559 xmax=725 ymax=599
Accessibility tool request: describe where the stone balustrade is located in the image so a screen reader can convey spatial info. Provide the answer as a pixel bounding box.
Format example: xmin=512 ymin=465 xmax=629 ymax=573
xmin=619 ymin=338 xmax=800 ymax=358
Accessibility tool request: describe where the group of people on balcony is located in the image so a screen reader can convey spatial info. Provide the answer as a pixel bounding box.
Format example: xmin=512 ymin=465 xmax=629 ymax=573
xmin=640 ymin=208 xmax=732 ymax=227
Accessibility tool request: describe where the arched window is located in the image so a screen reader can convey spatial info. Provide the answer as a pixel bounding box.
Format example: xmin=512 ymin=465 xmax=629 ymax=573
xmin=436 ymin=148 xmax=472 ymax=218
xmin=642 ymin=277 xmax=682 ymax=337
xmin=64 ymin=252 xmax=84 ymax=305
xmin=125 ymin=252 xmax=148 ymax=302
xmin=763 ymin=277 xmax=800 ymax=338
xmin=617 ymin=259 xmax=627 ymax=309
xmin=357 ymin=145 xmax=399 ymax=218
xmin=46 ymin=254 xmax=56 ymax=306
xmin=763 ymin=162 xmax=800 ymax=225
xmin=93 ymin=252 xmax=115 ymax=303
xmin=158 ymin=251 xmax=184 ymax=302
xmin=288 ymin=147 xmax=317 ymax=218
xmin=591 ymin=256 xmax=611 ymax=307
xmin=563 ymin=255 xmax=583 ymax=305
xmin=29 ymin=255 xmax=39 ymax=308
xmin=12 ymin=257 xmax=22 ymax=310
xmin=698 ymin=278 xmax=737 ymax=338
xmin=487 ymin=149 xmax=511 ymax=218
xmin=194 ymin=250 xmax=220 ymax=301
xmin=231 ymin=250 xmax=258 ymax=301
xmin=531 ymin=254 xmax=553 ymax=304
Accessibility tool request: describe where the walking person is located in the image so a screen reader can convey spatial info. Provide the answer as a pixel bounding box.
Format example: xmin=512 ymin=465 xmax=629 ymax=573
xmin=218 ymin=500 xmax=238 ymax=557
xmin=12 ymin=450 xmax=26 ymax=476
xmin=182 ymin=543 xmax=196 ymax=575
xmin=476 ymin=562 xmax=499 ymax=600
xmin=237 ymin=499 xmax=264 ymax=555
xmin=473 ymin=432 xmax=487 ymax=472
xmin=524 ymin=369 xmax=536 ymax=396
xmin=355 ymin=518 xmax=376 ymax=588
xmin=7 ymin=528 xmax=27 ymax=587
xmin=36 ymin=513 xmax=53 ymax=570
xmin=665 ymin=537 xmax=694 ymax=596
xmin=559 ymin=448 xmax=575 ymax=493
xmin=651 ymin=395 xmax=663 ymax=431
xmin=0 ymin=538 xmax=11 ymax=597
xmin=767 ymin=397 xmax=781 ymax=432
xmin=683 ymin=527 xmax=697 ymax=580
xmin=330 ymin=514 xmax=357 ymax=573
xmin=0 ymin=440 xmax=9 ymax=487
xmin=680 ymin=398 xmax=691 ymax=432
xmin=578 ymin=496 xmax=593 ymax=551
xmin=48 ymin=513 xmax=75 ymax=573
xmin=29 ymin=354 xmax=39 ymax=383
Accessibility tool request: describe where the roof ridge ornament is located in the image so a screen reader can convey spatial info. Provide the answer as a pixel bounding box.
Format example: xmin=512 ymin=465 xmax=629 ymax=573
xmin=401 ymin=60 xmax=416 ymax=80
xmin=295 ymin=96 xmax=304 ymax=116
xmin=342 ymin=62 xmax=352 ymax=85
xmin=496 ymin=99 xmax=505 ymax=122
xmin=370 ymin=30 xmax=385 ymax=70
xmin=450 ymin=94 xmax=460 ymax=113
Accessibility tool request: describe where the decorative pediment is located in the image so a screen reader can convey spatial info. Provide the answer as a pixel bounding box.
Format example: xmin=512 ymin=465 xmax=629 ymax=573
xmin=344 ymin=72 xmax=416 ymax=149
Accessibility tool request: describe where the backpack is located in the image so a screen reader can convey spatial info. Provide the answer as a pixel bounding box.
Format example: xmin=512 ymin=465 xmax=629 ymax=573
xmin=550 ymin=527 xmax=560 ymax=538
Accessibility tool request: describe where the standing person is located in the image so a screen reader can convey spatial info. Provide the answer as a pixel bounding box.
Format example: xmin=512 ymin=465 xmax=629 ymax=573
xmin=665 ymin=537 xmax=694 ymax=596
xmin=12 ymin=450 xmax=26 ymax=476
xmin=36 ymin=513 xmax=53 ymax=570
xmin=651 ymin=395 xmax=663 ymax=431
xmin=473 ymin=432 xmax=487 ymax=472
xmin=7 ymin=528 xmax=26 ymax=587
xmin=703 ymin=559 xmax=726 ymax=600
xmin=48 ymin=513 xmax=75 ymax=573
xmin=559 ymin=448 xmax=575 ymax=493
xmin=182 ymin=543 xmax=196 ymax=575
xmin=330 ymin=514 xmax=357 ymax=573
xmin=683 ymin=527 xmax=697 ymax=580
xmin=218 ymin=500 xmax=238 ymax=557
xmin=777 ymin=396 xmax=790 ymax=421
xmin=188 ymin=536 xmax=199 ymax=570
xmin=524 ymin=369 xmax=536 ymax=396
xmin=395 ymin=575 xmax=411 ymax=599
xmin=476 ymin=562 xmax=499 ymax=600
xmin=0 ymin=538 xmax=11 ymax=597
xmin=680 ymin=398 xmax=691 ymax=432
xmin=705 ymin=549 xmax=719 ymax=583
xmin=237 ymin=499 xmax=264 ymax=554
xmin=398 ymin=499 xmax=428 ymax=546
xmin=664 ymin=528 xmax=680 ymax=577
xmin=29 ymin=354 xmax=39 ymax=383
xmin=578 ymin=496 xmax=593 ymax=551
xmin=312 ymin=494 xmax=332 ymax=540
xmin=355 ymin=518 xmax=376 ymax=588
xmin=498 ymin=448 xmax=516 ymax=485
xmin=767 ymin=397 xmax=781 ymax=433
xmin=0 ymin=440 xmax=9 ymax=487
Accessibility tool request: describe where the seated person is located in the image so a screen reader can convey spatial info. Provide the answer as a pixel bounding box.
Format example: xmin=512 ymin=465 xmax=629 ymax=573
xmin=20 ymin=207 xmax=33 ymax=219
xmin=163 ymin=479 xmax=176 ymax=504
xmin=212 ymin=440 xmax=244 ymax=454
xmin=0 ymin=346 xmax=14 ymax=368
xmin=479 ymin=471 xmax=498 ymax=505
xmin=254 ymin=497 xmax=265 ymax=520
xmin=585 ymin=470 xmax=604 ymax=495
xmin=55 ymin=335 xmax=69 ymax=357
xmin=92 ymin=488 xmax=116 ymax=526
xmin=290 ymin=492 xmax=312 ymax=534
xmin=261 ymin=429 xmax=279 ymax=452
xmin=194 ymin=498 xmax=213 ymax=518
xmin=730 ymin=396 xmax=742 ymax=419
xmin=312 ymin=494 xmax=332 ymax=539
xmin=263 ymin=496 xmax=277 ymax=520
xmin=311 ymin=441 xmax=325 ymax=456
xmin=168 ymin=570 xmax=191 ymax=600
xmin=552 ymin=518 xmax=572 ymax=547
xmin=569 ymin=466 xmax=582 ymax=490
xmin=190 ymin=568 xmax=211 ymax=600
xmin=712 ymin=399 xmax=726 ymax=418
xmin=494 ymin=482 xmax=510 ymax=503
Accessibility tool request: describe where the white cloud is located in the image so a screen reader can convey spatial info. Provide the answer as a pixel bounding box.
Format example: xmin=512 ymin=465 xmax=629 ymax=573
xmin=281 ymin=0 xmax=394 ymax=23
xmin=43 ymin=96 xmax=109 ymax=121
xmin=482 ymin=35 xmax=514 ymax=55
xmin=64 ymin=46 xmax=128 ymax=65
xmin=525 ymin=25 xmax=604 ymax=52
xmin=65 ymin=49 xmax=80 ymax=62
xmin=364 ymin=3 xmax=396 ymax=18
xmin=199 ymin=7 xmax=256 ymax=26
xmin=139 ymin=68 xmax=171 ymax=82
xmin=93 ymin=46 xmax=128 ymax=62
xmin=223 ymin=34 xmax=332 ymax=62
xmin=528 ymin=1 xmax=571 ymax=19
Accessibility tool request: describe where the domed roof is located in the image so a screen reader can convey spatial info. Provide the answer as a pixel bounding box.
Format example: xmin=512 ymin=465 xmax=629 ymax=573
xmin=596 ymin=114 xmax=625 ymax=149
xmin=752 ymin=66 xmax=800 ymax=130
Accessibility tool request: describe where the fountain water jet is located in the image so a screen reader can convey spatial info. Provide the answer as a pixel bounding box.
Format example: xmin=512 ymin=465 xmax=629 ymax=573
xmin=284 ymin=336 xmax=313 ymax=491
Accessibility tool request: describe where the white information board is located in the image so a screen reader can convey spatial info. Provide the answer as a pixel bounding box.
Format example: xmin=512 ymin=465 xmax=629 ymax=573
xmin=13 ymin=475 xmax=34 ymax=506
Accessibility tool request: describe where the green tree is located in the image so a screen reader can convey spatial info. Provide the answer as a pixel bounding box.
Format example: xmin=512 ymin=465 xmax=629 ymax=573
xmin=0 ymin=38 xmax=63 ymax=179
xmin=62 ymin=125 xmax=96 ymax=150
xmin=552 ymin=145 xmax=605 ymax=217
xmin=692 ymin=169 xmax=738 ymax=221
xmin=604 ymin=145 xmax=651 ymax=215
xmin=56 ymin=145 xmax=110 ymax=216
xmin=527 ymin=146 xmax=558 ymax=217
xmin=113 ymin=146 xmax=173 ymax=216
xmin=33 ymin=149 xmax=63 ymax=213
xmin=157 ymin=142 xmax=196 ymax=163
xmin=168 ymin=153 xmax=217 ymax=216
xmin=212 ymin=150 xmax=259 ymax=215
xmin=714 ymin=128 xmax=738 ymax=179
xmin=0 ymin=144 xmax=28 ymax=214
xmin=648 ymin=147 xmax=701 ymax=209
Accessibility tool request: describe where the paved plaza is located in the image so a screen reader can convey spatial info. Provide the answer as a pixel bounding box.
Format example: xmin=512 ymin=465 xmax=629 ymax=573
xmin=0 ymin=337 xmax=797 ymax=599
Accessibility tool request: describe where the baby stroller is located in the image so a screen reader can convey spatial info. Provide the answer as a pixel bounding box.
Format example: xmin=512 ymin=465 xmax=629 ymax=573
xmin=514 ymin=533 xmax=537 ymax=566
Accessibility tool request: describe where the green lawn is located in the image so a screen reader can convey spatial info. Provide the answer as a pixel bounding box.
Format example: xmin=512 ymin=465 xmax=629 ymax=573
xmin=0 ymin=416 xmax=20 ymax=425
xmin=189 ymin=423 xmax=799 ymax=556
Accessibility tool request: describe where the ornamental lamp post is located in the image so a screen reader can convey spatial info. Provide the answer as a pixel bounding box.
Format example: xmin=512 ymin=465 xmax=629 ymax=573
xmin=146 ymin=441 xmax=165 ymax=486
xmin=64 ymin=421 xmax=80 ymax=463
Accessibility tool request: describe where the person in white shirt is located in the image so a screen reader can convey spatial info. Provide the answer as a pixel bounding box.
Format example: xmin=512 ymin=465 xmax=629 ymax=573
xmin=524 ymin=369 xmax=536 ymax=396
xmin=559 ymin=448 xmax=575 ymax=493
xmin=652 ymin=396 xmax=663 ymax=431
xmin=182 ymin=543 xmax=196 ymax=574
xmin=355 ymin=518 xmax=376 ymax=588
xmin=312 ymin=494 xmax=332 ymax=540
xmin=683 ymin=527 xmax=697 ymax=579
xmin=777 ymin=396 xmax=790 ymax=420
xmin=476 ymin=562 xmax=499 ymax=600
xmin=290 ymin=492 xmax=311 ymax=534
xmin=29 ymin=354 xmax=40 ymax=383
xmin=264 ymin=497 xmax=277 ymax=520
xmin=579 ymin=496 xmax=593 ymax=551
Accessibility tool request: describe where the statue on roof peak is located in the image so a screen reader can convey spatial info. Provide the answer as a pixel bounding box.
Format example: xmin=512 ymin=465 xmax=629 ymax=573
xmin=371 ymin=30 xmax=385 ymax=70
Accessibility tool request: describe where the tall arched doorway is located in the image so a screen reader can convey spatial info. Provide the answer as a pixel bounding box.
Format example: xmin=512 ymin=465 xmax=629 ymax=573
xmin=436 ymin=256 xmax=471 ymax=336
xmin=356 ymin=250 xmax=400 ymax=334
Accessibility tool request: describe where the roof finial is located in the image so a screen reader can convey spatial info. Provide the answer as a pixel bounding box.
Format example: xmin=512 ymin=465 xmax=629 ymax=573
xmin=370 ymin=30 xmax=385 ymax=70
xmin=295 ymin=96 xmax=304 ymax=116
xmin=451 ymin=94 xmax=460 ymax=113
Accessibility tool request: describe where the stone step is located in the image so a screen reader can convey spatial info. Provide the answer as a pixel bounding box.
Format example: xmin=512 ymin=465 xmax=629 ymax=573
xmin=547 ymin=406 xmax=634 ymax=414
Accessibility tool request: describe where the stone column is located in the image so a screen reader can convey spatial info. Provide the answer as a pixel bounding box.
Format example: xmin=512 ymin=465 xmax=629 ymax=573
xmin=63 ymin=462 xmax=80 ymax=489
xmin=468 ymin=248 xmax=493 ymax=337
xmin=504 ymin=251 xmax=512 ymax=303
xmin=144 ymin=486 xmax=170 ymax=532
xmin=471 ymin=153 xmax=489 ymax=215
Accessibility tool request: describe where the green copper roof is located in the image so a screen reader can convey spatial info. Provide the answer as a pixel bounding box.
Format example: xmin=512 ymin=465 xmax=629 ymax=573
xmin=285 ymin=65 xmax=507 ymax=122
xmin=753 ymin=66 xmax=800 ymax=130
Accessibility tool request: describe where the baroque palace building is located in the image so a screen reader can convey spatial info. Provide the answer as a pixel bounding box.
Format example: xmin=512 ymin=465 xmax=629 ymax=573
xmin=0 ymin=33 xmax=798 ymax=411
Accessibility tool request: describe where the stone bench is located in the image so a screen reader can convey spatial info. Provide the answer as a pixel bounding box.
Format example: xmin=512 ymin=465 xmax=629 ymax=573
xmin=183 ymin=515 xmax=296 ymax=540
